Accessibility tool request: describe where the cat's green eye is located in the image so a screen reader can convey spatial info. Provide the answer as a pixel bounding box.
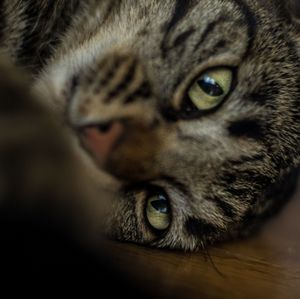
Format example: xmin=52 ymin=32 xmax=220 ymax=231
xmin=187 ymin=68 xmax=233 ymax=111
xmin=146 ymin=194 xmax=171 ymax=231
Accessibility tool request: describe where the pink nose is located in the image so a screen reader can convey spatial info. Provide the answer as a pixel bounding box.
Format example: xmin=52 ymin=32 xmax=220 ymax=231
xmin=80 ymin=122 xmax=124 ymax=165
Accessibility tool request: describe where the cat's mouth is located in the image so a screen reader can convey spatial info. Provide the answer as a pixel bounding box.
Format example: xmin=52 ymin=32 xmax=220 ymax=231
xmin=75 ymin=120 xmax=163 ymax=182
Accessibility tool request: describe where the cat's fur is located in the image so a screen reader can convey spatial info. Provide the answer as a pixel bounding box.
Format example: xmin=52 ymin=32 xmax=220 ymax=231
xmin=1 ymin=0 xmax=300 ymax=251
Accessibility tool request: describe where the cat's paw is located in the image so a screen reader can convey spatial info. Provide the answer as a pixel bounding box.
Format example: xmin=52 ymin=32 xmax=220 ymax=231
xmin=0 ymin=60 xmax=113 ymax=241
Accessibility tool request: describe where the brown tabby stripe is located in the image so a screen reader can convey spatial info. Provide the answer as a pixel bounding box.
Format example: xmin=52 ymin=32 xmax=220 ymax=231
xmin=94 ymin=57 xmax=125 ymax=90
xmin=124 ymin=81 xmax=152 ymax=104
xmin=196 ymin=37 xmax=233 ymax=64
xmin=207 ymin=196 xmax=237 ymax=218
xmin=228 ymin=119 xmax=266 ymax=140
xmin=161 ymin=0 xmax=197 ymax=58
xmin=172 ymin=27 xmax=196 ymax=49
xmin=185 ymin=218 xmax=220 ymax=238
xmin=222 ymin=172 xmax=272 ymax=200
xmin=232 ymin=0 xmax=257 ymax=58
xmin=193 ymin=16 xmax=231 ymax=52
xmin=247 ymin=83 xmax=280 ymax=105
xmin=66 ymin=74 xmax=80 ymax=103
xmin=17 ymin=0 xmax=80 ymax=72
xmin=0 ymin=0 xmax=5 ymax=43
xmin=105 ymin=62 xmax=137 ymax=103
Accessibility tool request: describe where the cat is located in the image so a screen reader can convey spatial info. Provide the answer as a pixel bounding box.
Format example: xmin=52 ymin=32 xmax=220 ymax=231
xmin=1 ymin=0 xmax=300 ymax=251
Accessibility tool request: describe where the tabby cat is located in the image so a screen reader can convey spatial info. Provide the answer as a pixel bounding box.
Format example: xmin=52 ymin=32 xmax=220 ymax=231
xmin=1 ymin=0 xmax=300 ymax=251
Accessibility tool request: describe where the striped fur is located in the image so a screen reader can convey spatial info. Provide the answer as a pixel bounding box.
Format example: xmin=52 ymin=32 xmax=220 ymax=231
xmin=1 ymin=0 xmax=300 ymax=250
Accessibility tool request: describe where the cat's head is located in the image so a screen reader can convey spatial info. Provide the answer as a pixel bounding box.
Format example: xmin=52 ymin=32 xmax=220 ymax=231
xmin=38 ymin=0 xmax=300 ymax=250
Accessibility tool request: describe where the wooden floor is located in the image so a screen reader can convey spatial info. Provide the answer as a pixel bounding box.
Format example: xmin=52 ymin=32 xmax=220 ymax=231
xmin=108 ymin=182 xmax=300 ymax=299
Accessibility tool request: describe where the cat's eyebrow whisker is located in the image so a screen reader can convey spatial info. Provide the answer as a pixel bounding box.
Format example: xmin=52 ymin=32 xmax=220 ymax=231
xmin=205 ymin=247 xmax=226 ymax=278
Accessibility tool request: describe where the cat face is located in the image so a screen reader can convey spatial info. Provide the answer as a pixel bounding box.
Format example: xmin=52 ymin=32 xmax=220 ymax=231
xmin=38 ymin=0 xmax=300 ymax=250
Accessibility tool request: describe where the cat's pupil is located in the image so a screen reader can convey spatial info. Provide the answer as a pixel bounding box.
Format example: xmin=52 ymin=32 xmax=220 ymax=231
xmin=198 ymin=75 xmax=224 ymax=97
xmin=151 ymin=197 xmax=169 ymax=214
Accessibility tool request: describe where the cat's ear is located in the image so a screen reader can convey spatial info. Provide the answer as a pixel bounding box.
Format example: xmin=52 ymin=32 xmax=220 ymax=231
xmin=286 ymin=0 xmax=300 ymax=22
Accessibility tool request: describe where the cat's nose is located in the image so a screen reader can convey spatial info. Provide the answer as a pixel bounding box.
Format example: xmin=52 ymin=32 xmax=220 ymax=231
xmin=80 ymin=121 xmax=124 ymax=166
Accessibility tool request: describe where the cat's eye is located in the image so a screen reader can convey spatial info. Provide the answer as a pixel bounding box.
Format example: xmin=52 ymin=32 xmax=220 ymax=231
xmin=187 ymin=68 xmax=233 ymax=111
xmin=146 ymin=193 xmax=171 ymax=231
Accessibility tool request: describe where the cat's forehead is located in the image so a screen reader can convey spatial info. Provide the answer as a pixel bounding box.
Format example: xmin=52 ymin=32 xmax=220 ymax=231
xmin=119 ymin=0 xmax=254 ymax=95
xmin=121 ymin=0 xmax=251 ymax=47
xmin=88 ymin=0 xmax=258 ymax=54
